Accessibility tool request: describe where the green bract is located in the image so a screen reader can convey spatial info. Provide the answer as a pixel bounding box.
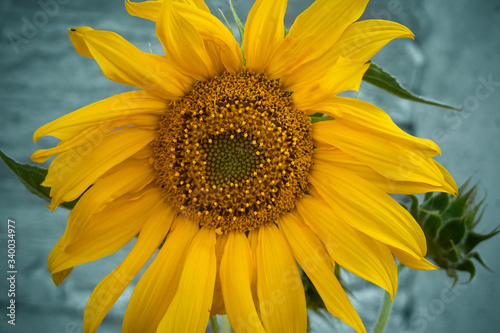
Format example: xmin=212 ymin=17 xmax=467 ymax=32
xmin=407 ymin=181 xmax=499 ymax=283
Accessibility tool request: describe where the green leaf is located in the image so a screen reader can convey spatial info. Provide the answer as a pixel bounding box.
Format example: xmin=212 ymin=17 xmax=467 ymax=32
xmin=0 ymin=149 xmax=77 ymax=210
xmin=362 ymin=62 xmax=460 ymax=111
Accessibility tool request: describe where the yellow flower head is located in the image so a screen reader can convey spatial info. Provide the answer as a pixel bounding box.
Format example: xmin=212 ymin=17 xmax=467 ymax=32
xmin=32 ymin=0 xmax=457 ymax=332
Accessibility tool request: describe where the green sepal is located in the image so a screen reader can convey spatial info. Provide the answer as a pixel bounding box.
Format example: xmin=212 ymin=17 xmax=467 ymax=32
xmin=0 ymin=149 xmax=77 ymax=210
xmin=334 ymin=262 xmax=341 ymax=281
xmin=463 ymin=228 xmax=500 ymax=253
xmin=404 ymin=182 xmax=498 ymax=285
xmin=447 ymin=240 xmax=461 ymax=263
xmin=464 ymin=196 xmax=486 ymax=229
xmin=362 ymin=62 xmax=460 ymax=111
xmin=455 ymin=259 xmax=476 ymax=284
xmin=228 ymin=0 xmax=245 ymax=65
xmin=309 ymin=115 xmax=335 ymax=124
xmin=437 ymin=218 xmax=466 ymax=250
xmin=424 ymin=192 xmax=450 ymax=211
xmin=422 ymin=212 xmax=442 ymax=240
xmin=217 ymin=8 xmax=233 ymax=36
xmin=229 ymin=0 xmax=244 ymax=45
xmin=469 ymin=252 xmax=492 ymax=271
xmin=300 ymin=266 xmax=325 ymax=311
xmin=408 ymin=195 xmax=421 ymax=221
xmin=442 ymin=193 xmax=471 ymax=221
xmin=443 ymin=180 xmax=476 ymax=220
xmin=445 ymin=268 xmax=459 ymax=285
xmin=309 ymin=112 xmax=324 ymax=118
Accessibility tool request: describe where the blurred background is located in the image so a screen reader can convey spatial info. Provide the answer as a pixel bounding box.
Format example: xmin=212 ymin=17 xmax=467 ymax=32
xmin=1 ymin=0 xmax=499 ymax=332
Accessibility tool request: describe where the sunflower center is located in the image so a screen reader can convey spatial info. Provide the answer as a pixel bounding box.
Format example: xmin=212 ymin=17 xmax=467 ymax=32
xmin=152 ymin=71 xmax=312 ymax=232
xmin=205 ymin=133 xmax=260 ymax=186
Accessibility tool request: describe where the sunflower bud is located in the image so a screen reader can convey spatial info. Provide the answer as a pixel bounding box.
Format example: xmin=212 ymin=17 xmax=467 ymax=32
xmin=406 ymin=180 xmax=499 ymax=284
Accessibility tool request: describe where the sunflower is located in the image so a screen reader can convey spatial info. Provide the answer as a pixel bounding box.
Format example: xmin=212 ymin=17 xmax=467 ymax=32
xmin=32 ymin=0 xmax=457 ymax=332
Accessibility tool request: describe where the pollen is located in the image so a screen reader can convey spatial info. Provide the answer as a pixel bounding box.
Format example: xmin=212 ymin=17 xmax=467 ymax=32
xmin=152 ymin=71 xmax=312 ymax=232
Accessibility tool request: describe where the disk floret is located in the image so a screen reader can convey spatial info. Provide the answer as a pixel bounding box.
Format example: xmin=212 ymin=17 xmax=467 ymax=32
xmin=152 ymin=71 xmax=312 ymax=232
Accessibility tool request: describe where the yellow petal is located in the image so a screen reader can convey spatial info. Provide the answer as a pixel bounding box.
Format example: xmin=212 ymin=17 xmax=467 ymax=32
xmin=122 ymin=215 xmax=199 ymax=333
xmin=434 ymin=160 xmax=458 ymax=195
xmin=248 ymin=229 xmax=259 ymax=265
xmin=243 ymin=0 xmax=287 ymax=72
xmin=310 ymin=164 xmax=427 ymax=259
xmin=220 ymin=232 xmax=266 ymax=332
xmin=288 ymin=57 xmax=369 ymax=111
xmin=279 ymin=213 xmax=366 ymax=333
xmin=61 ymin=159 xmax=155 ymax=240
xmin=32 ymin=113 xmax=158 ymax=163
xmin=125 ymin=0 xmax=160 ymax=21
xmin=313 ymin=148 xmax=456 ymax=195
xmin=156 ymin=1 xmax=215 ymax=80
xmin=314 ymin=97 xmax=441 ymax=156
xmin=83 ymin=201 xmax=175 ymax=333
xmin=174 ymin=3 xmax=243 ymax=74
xmin=127 ymin=2 xmax=241 ymax=74
xmin=312 ymin=120 xmax=446 ymax=186
xmin=32 ymin=91 xmax=168 ymax=143
xmin=390 ymin=247 xmax=438 ymax=271
xmin=333 ymin=19 xmax=414 ymax=61
xmin=267 ymin=0 xmax=368 ymax=78
xmin=283 ymin=20 xmax=413 ymax=91
xmin=42 ymin=127 xmax=155 ymax=210
xmin=157 ymin=227 xmax=217 ymax=333
xmin=69 ymin=27 xmax=190 ymax=99
xmin=309 ymin=57 xmax=369 ymax=96
xmin=51 ymin=268 xmax=72 ymax=286
xmin=314 ymin=148 xmax=393 ymax=190
xmin=129 ymin=144 xmax=154 ymax=160
xmin=68 ymin=26 xmax=94 ymax=57
xmin=48 ymin=188 xmax=163 ymax=284
xmin=33 ymin=123 xmax=116 ymax=163
xmin=256 ymin=223 xmax=307 ymax=333
xmin=178 ymin=0 xmax=210 ymax=12
xmin=125 ymin=0 xmax=210 ymax=22
xmin=247 ymin=228 xmax=260 ymax=307
xmin=295 ymin=195 xmax=397 ymax=299
xmin=211 ymin=233 xmax=229 ymax=315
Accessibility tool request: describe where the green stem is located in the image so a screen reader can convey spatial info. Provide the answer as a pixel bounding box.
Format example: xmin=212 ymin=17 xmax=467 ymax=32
xmin=372 ymin=263 xmax=405 ymax=333
xmin=222 ymin=314 xmax=231 ymax=333
xmin=372 ymin=291 xmax=392 ymax=333
xmin=210 ymin=315 xmax=220 ymax=333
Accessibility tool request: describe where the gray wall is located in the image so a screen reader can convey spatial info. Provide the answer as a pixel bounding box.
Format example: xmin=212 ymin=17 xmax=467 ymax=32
xmin=1 ymin=0 xmax=499 ymax=332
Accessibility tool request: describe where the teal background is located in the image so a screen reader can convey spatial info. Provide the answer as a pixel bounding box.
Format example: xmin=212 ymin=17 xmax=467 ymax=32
xmin=1 ymin=0 xmax=499 ymax=332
